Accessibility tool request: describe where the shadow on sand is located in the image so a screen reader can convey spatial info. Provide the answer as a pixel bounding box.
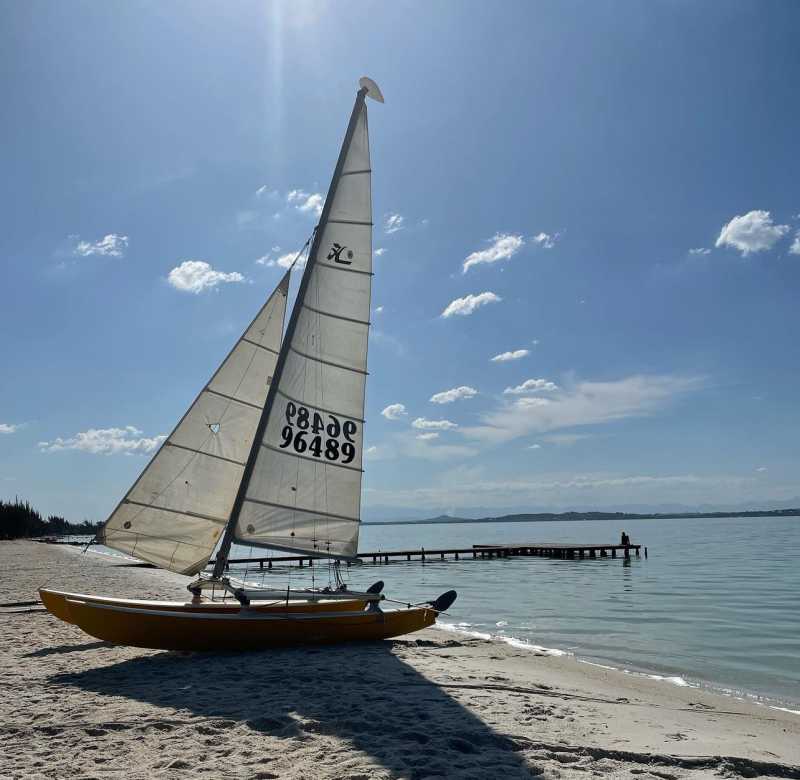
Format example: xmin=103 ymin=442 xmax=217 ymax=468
xmin=52 ymin=638 xmax=541 ymax=779
xmin=26 ymin=640 xmax=112 ymax=658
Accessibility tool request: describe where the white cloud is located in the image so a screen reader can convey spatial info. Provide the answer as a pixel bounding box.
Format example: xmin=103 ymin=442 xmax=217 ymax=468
xmin=73 ymin=234 xmax=129 ymax=258
xmin=257 ymin=250 xmax=304 ymax=270
xmin=255 ymin=185 xmax=278 ymax=198
xmin=370 ymin=329 xmax=407 ymax=357
xmin=256 ymin=245 xmax=306 ymax=269
xmin=542 ymin=433 xmax=593 ymax=446
xmin=236 ymin=210 xmax=257 ymax=227
xmin=790 ymin=231 xmax=800 ymax=255
xmin=38 ymin=426 xmax=165 ymax=455
xmin=515 ymin=397 xmax=551 ymax=408
xmin=531 ymin=339 xmax=540 ymax=346
xmin=429 ymin=386 xmax=478 ymax=404
xmin=167 ymin=260 xmax=245 ymax=294
xmin=462 ymin=233 xmax=524 ymax=273
xmin=504 ymin=378 xmax=559 ymax=394
xmin=715 ymin=210 xmax=789 ymax=256
xmin=369 ymin=432 xmax=478 ymax=462
xmin=384 ymin=213 xmax=405 ymax=234
xmin=441 ymin=291 xmax=502 ymax=318
xmin=374 ymin=306 xmax=384 ymax=314
xmin=363 ymin=471 xmax=754 ymax=510
xmin=374 ymin=248 xmax=386 ymax=257
xmin=412 ymin=417 xmax=458 ymax=431
xmin=756 ymin=466 xmax=768 ymax=473
xmin=381 ymin=403 xmax=407 ymax=420
xmin=528 ymin=443 xmax=541 ymax=450
xmin=287 ymin=189 xmax=324 ymax=217
xmin=0 ymin=423 xmax=19 ymax=434
xmin=464 ymin=374 xmax=703 ymax=444
xmin=532 ymin=232 xmax=558 ymax=249
xmin=688 ymin=247 xmax=711 ymax=255
xmin=491 ymin=349 xmax=530 ymax=363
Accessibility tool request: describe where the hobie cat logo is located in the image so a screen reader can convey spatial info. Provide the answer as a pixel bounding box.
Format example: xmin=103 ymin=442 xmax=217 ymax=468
xmin=327 ymin=243 xmax=353 ymax=265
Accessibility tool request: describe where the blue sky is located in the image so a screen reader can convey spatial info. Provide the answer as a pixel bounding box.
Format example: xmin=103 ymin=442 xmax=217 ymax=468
xmin=2 ymin=0 xmax=799 ymax=521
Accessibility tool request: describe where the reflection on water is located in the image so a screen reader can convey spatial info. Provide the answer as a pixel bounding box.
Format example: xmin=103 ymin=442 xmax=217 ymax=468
xmin=226 ymin=515 xmax=800 ymax=707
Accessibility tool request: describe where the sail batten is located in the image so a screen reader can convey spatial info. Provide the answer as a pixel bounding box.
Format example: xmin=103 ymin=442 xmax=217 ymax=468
xmin=242 ymin=497 xmax=360 ymax=523
xmin=222 ymin=85 xmax=376 ymax=563
xmin=97 ymin=272 xmax=291 ymax=575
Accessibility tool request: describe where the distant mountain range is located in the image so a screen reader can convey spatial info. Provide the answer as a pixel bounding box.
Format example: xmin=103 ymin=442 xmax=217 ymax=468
xmin=361 ymin=497 xmax=800 ymax=523
xmin=362 ymin=507 xmax=800 ymax=526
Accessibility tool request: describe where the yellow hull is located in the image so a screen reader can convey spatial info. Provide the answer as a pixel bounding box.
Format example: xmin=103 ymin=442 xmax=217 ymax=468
xmin=39 ymin=588 xmax=367 ymax=625
xmin=63 ymin=598 xmax=437 ymax=651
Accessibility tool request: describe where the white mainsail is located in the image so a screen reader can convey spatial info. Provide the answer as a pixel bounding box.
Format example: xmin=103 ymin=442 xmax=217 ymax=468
xmin=229 ymin=82 xmax=380 ymax=560
xmin=98 ymin=272 xmax=290 ymax=575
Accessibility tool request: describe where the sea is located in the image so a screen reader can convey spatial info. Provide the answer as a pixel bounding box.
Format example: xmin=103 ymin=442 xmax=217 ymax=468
xmin=90 ymin=514 xmax=800 ymax=711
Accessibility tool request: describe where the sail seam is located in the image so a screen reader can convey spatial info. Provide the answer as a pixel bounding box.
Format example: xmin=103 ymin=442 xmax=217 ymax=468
xmin=106 ymin=528 xmax=212 ymax=551
xmin=204 ymin=388 xmax=262 ymax=411
xmin=274 ymin=388 xmax=366 ymax=423
xmin=241 ymin=337 xmax=280 ymax=355
xmin=327 ymin=218 xmax=373 ymax=226
xmin=302 ymin=303 xmax=370 ymax=326
xmin=165 ymin=441 xmax=247 ymax=467
xmin=122 ymin=500 xmax=228 ymax=525
xmin=241 ymin=496 xmax=360 ymax=523
xmin=259 ymin=441 xmax=365 ymax=473
xmin=227 ymin=539 xmax=357 ymax=560
xmin=289 ymin=344 xmax=368 ymax=375
xmin=314 ymin=261 xmax=374 ymax=277
xmin=340 ymin=169 xmax=371 ymax=176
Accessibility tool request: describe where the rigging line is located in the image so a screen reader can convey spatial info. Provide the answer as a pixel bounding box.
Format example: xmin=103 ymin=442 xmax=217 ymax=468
xmin=289 ymin=230 xmax=316 ymax=271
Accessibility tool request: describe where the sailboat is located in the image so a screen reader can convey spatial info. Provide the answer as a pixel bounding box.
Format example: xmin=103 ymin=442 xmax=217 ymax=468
xmin=40 ymin=77 xmax=456 ymax=650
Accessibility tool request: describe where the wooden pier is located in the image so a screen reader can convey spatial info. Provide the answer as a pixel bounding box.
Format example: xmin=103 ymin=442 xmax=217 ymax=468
xmin=211 ymin=542 xmax=646 ymax=570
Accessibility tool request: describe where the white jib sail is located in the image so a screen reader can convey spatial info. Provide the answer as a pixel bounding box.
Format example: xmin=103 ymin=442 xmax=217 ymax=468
xmin=97 ymin=272 xmax=290 ymax=575
xmin=233 ymin=89 xmax=374 ymax=559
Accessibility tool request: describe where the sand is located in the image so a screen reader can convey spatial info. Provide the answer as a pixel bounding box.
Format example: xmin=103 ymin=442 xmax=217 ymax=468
xmin=1 ymin=541 xmax=798 ymax=780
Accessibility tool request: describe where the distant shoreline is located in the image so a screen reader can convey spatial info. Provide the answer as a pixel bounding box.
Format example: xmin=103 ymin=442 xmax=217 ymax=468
xmin=362 ymin=508 xmax=800 ymax=526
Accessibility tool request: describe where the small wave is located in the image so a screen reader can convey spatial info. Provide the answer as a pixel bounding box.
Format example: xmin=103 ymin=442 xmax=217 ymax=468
xmin=769 ymin=704 xmax=800 ymax=715
xmin=576 ymin=659 xmax=695 ymax=689
xmin=84 ymin=545 xmax=139 ymax=563
xmin=436 ymin=620 xmax=569 ymax=656
xmin=640 ymin=672 xmax=692 ymax=687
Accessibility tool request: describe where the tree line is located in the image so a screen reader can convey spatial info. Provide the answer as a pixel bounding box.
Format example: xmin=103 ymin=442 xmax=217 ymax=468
xmin=0 ymin=498 xmax=101 ymax=539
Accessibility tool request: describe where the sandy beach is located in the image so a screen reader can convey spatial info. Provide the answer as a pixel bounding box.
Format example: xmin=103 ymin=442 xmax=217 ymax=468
xmin=1 ymin=541 xmax=798 ymax=780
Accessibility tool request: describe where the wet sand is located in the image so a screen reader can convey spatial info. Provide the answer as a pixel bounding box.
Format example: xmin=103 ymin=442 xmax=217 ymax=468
xmin=1 ymin=540 xmax=798 ymax=779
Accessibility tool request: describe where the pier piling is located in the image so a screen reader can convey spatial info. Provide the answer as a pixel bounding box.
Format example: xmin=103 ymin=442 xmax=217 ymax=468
xmin=210 ymin=541 xmax=646 ymax=570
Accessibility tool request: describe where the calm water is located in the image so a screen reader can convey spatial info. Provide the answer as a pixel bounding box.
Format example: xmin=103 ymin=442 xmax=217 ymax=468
xmin=228 ymin=515 xmax=800 ymax=708
xmin=89 ymin=515 xmax=800 ymax=708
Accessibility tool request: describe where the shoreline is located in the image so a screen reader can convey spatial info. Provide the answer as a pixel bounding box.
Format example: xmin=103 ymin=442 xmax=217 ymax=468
xmin=3 ymin=540 xmax=799 ymax=779
xmin=435 ymin=619 xmax=800 ymax=717
xmin=42 ymin=539 xmax=800 ymax=716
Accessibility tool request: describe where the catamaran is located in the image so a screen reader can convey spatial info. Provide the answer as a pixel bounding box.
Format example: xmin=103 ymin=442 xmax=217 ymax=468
xmin=40 ymin=77 xmax=456 ymax=650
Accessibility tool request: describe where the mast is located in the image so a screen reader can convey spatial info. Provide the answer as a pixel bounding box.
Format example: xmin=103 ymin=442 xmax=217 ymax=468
xmin=213 ymin=81 xmax=377 ymax=579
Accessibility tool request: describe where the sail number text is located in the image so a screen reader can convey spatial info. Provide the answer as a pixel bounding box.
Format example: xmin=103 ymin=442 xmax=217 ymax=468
xmin=279 ymin=402 xmax=358 ymax=464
